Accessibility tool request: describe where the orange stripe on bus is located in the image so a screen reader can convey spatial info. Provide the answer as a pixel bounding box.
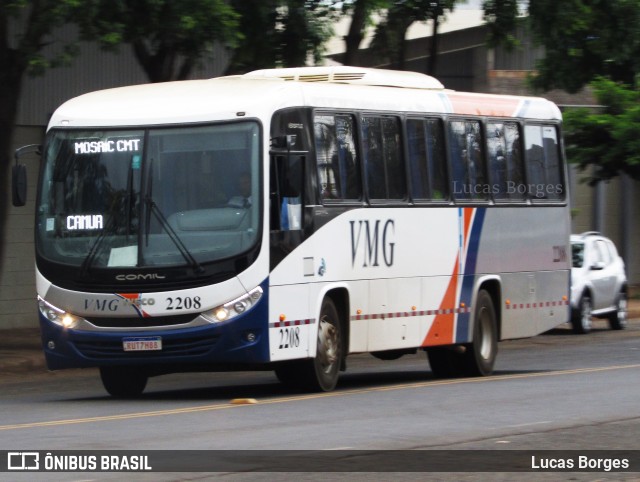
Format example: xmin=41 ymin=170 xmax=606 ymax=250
xmin=447 ymin=93 xmax=520 ymax=117
xmin=422 ymin=255 xmax=459 ymax=347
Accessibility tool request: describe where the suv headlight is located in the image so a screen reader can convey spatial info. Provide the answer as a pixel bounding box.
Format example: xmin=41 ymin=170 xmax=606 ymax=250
xmin=202 ymin=286 xmax=263 ymax=323
xmin=38 ymin=296 xmax=82 ymax=329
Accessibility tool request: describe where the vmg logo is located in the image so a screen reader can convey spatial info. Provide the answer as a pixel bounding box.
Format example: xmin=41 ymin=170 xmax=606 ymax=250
xmin=349 ymin=219 xmax=395 ymax=268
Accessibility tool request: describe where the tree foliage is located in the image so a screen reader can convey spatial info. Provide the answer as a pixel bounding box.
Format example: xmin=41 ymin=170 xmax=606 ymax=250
xmin=563 ymin=78 xmax=640 ymax=183
xmin=224 ymin=0 xmax=337 ymax=74
xmin=528 ymin=0 xmax=640 ymax=92
xmin=483 ymin=0 xmax=640 ymax=92
xmin=484 ymin=0 xmax=640 ymax=181
xmin=369 ymin=0 xmax=458 ymax=74
xmin=482 ymin=0 xmax=520 ymax=50
xmin=341 ymin=0 xmax=390 ymax=65
xmin=79 ymin=0 xmax=241 ymax=82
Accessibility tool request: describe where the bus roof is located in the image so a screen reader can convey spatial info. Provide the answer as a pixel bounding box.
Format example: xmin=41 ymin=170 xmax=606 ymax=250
xmin=47 ymin=67 xmax=561 ymax=129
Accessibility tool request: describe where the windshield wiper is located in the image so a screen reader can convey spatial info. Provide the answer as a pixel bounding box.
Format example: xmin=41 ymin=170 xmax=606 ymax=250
xmin=79 ymin=214 xmax=117 ymax=278
xmin=143 ymin=158 xmax=204 ymax=275
xmin=145 ymin=197 xmax=205 ymax=275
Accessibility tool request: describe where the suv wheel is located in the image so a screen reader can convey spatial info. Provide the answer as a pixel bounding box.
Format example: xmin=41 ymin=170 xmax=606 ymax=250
xmin=571 ymin=294 xmax=592 ymax=334
xmin=608 ymin=291 xmax=627 ymax=330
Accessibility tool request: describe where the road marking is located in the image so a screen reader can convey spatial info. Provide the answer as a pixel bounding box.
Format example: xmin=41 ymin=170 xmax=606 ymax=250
xmin=503 ymin=421 xmax=551 ymax=429
xmin=0 ymin=363 xmax=639 ymax=432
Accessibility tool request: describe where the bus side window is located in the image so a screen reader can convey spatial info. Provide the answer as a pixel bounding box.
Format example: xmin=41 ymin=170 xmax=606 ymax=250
xmin=407 ymin=118 xmax=448 ymax=201
xmin=449 ymin=120 xmax=488 ymax=201
xmin=524 ymin=124 xmax=564 ymax=201
xmin=314 ymin=113 xmax=361 ymax=201
xmin=487 ymin=121 xmax=525 ymax=201
xmin=363 ymin=116 xmax=406 ymax=201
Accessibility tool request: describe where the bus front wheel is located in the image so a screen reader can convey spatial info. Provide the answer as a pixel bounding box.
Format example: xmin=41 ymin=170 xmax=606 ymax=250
xmin=312 ymin=297 xmax=342 ymax=391
xmin=274 ymin=297 xmax=342 ymax=392
xmin=100 ymin=366 xmax=148 ymax=398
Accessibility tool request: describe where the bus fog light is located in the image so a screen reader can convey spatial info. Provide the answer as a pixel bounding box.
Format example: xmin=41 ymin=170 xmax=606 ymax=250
xmin=245 ymin=332 xmax=256 ymax=342
xmin=47 ymin=341 xmax=56 ymax=350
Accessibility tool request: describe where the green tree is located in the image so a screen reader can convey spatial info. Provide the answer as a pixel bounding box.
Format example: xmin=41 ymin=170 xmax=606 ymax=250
xmin=341 ymin=0 xmax=390 ymax=66
xmin=80 ymin=0 xmax=241 ymax=82
xmin=368 ymin=0 xmax=458 ymax=75
xmin=527 ymin=0 xmax=640 ymax=92
xmin=225 ymin=0 xmax=336 ymax=74
xmin=563 ymin=78 xmax=640 ymax=183
xmin=483 ymin=0 xmax=640 ymax=91
xmin=482 ymin=0 xmax=520 ymax=51
xmin=483 ymin=0 xmax=640 ymax=181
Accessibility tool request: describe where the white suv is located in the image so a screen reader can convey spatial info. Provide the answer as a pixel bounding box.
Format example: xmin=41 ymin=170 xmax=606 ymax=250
xmin=570 ymin=232 xmax=628 ymax=333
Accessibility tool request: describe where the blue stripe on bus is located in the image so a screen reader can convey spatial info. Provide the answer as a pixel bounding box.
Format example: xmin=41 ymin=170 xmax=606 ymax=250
xmin=456 ymin=207 xmax=486 ymax=342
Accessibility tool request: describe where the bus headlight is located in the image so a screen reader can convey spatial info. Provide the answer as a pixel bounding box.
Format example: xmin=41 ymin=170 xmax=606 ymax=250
xmin=37 ymin=296 xmax=82 ymax=329
xmin=202 ymin=286 xmax=263 ymax=323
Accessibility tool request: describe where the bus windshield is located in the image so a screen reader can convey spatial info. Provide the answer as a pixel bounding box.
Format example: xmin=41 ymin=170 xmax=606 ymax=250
xmin=36 ymin=122 xmax=261 ymax=270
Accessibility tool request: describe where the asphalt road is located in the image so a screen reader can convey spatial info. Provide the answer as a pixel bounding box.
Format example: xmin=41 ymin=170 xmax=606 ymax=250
xmin=0 ymin=319 xmax=639 ymax=481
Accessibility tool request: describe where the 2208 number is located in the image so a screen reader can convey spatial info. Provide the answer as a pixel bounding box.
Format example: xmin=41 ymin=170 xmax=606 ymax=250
xmin=166 ymin=296 xmax=201 ymax=310
xmin=279 ymin=327 xmax=300 ymax=349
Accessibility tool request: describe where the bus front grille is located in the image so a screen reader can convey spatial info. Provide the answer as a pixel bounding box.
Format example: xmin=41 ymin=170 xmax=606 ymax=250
xmin=84 ymin=313 xmax=198 ymax=328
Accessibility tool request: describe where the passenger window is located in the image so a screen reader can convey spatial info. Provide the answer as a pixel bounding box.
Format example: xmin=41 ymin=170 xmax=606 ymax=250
xmin=407 ymin=118 xmax=448 ymax=201
xmin=362 ymin=116 xmax=406 ymax=201
xmin=524 ymin=124 xmax=564 ymax=201
xmin=314 ymin=114 xmax=361 ymax=201
xmin=449 ymin=120 xmax=488 ymax=201
xmin=487 ymin=121 xmax=525 ymax=201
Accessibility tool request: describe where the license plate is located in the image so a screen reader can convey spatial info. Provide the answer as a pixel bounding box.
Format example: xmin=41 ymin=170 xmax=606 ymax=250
xmin=123 ymin=336 xmax=162 ymax=352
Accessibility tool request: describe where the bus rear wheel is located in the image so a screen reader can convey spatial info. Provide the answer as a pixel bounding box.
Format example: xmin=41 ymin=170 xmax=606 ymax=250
xmin=464 ymin=289 xmax=498 ymax=376
xmin=100 ymin=366 xmax=148 ymax=398
xmin=427 ymin=289 xmax=497 ymax=378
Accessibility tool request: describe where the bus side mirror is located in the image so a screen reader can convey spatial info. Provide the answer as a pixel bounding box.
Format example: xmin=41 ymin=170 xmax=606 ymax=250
xmin=271 ymin=135 xmax=297 ymax=150
xmin=12 ymin=144 xmax=41 ymax=207
xmin=12 ymin=163 xmax=27 ymax=207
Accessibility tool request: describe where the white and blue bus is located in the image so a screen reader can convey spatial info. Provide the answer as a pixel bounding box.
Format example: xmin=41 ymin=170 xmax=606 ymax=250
xmin=13 ymin=67 xmax=571 ymax=396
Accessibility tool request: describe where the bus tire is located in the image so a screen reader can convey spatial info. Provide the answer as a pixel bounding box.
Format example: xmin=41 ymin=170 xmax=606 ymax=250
xmin=462 ymin=289 xmax=498 ymax=376
xmin=274 ymin=297 xmax=342 ymax=392
xmin=310 ymin=297 xmax=342 ymax=391
xmin=100 ymin=366 xmax=148 ymax=398
xmin=427 ymin=290 xmax=497 ymax=378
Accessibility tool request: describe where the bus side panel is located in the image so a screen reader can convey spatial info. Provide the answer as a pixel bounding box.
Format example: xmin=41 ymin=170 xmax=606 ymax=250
xmin=269 ymin=207 xmax=461 ymax=355
xmin=268 ymin=284 xmax=312 ymax=362
xmin=474 ymin=206 xmax=570 ymax=340
xmin=367 ymin=277 xmax=422 ymax=351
